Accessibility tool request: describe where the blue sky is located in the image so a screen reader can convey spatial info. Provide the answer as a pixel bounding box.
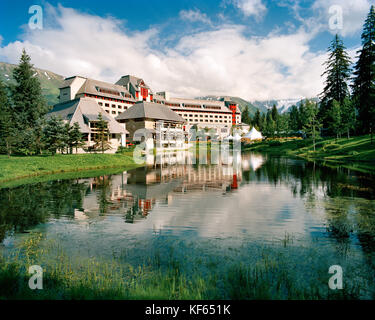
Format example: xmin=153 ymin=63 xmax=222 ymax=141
xmin=0 ymin=0 xmax=373 ymax=100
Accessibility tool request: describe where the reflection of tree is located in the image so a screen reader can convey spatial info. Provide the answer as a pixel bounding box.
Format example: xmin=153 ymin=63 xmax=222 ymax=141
xmin=324 ymin=199 xmax=352 ymax=256
xmin=124 ymin=198 xmax=144 ymax=224
xmin=0 ymin=180 xmax=87 ymax=242
xmin=94 ymin=176 xmax=112 ymax=215
xmin=249 ymin=153 xmax=375 ymax=263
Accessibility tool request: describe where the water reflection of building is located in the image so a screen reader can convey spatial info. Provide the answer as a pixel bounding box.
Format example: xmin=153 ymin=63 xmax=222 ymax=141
xmin=74 ymin=151 xmax=263 ymax=224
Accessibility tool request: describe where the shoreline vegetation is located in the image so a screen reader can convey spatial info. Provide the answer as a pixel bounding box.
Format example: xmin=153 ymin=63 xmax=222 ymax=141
xmin=1 ymin=134 xmax=374 ymax=188
xmin=0 ymin=232 xmax=369 ymax=300
xmin=0 ymin=152 xmax=141 ymax=188
xmin=243 ymin=135 xmax=375 ymax=173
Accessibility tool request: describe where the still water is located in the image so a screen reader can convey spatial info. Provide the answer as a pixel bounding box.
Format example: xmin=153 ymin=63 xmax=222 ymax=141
xmin=1 ymin=151 xmax=375 ymax=297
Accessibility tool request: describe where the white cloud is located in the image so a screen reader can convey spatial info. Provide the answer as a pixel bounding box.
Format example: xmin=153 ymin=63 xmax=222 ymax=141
xmin=229 ymin=0 xmax=267 ymax=19
xmin=0 ymin=5 xmax=328 ymax=101
xmin=312 ymin=0 xmax=371 ymax=36
xmin=179 ymin=9 xmax=211 ymax=24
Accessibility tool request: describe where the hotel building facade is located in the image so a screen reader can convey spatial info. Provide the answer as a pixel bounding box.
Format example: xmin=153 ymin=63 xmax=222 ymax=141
xmin=56 ymin=74 xmax=242 ymax=145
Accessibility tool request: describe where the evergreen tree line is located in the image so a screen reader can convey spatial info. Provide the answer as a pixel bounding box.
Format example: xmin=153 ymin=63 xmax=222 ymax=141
xmin=241 ymin=5 xmax=375 ymax=141
xmin=0 ymin=50 xmax=88 ymax=156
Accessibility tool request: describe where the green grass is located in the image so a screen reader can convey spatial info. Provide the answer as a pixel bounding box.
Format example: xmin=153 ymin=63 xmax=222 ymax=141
xmin=244 ymin=135 xmax=375 ymax=170
xmin=0 ymin=152 xmax=141 ymax=186
xmin=0 ymin=232 xmax=369 ymax=300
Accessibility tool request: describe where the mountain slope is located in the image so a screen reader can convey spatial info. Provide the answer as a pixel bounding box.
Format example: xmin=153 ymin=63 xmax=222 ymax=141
xmin=196 ymin=95 xmax=268 ymax=116
xmin=198 ymin=95 xmax=319 ymax=115
xmin=252 ymin=98 xmax=320 ymax=114
xmin=0 ymin=62 xmax=65 ymax=105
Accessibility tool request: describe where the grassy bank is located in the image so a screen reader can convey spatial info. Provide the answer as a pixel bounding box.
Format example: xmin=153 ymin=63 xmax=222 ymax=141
xmin=0 ymin=233 xmax=368 ymax=300
xmin=244 ymin=135 xmax=375 ymax=170
xmin=0 ymin=152 xmax=141 ymax=186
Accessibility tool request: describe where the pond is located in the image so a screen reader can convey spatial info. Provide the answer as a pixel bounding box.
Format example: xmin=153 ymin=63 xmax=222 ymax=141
xmin=1 ymin=151 xmax=375 ymax=299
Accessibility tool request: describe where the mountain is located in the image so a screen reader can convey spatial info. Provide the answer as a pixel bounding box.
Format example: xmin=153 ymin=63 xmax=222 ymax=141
xmin=198 ymin=95 xmax=319 ymax=115
xmin=252 ymin=98 xmax=319 ymax=114
xmin=196 ymin=95 xmax=268 ymax=116
xmin=0 ymin=62 xmax=65 ymax=105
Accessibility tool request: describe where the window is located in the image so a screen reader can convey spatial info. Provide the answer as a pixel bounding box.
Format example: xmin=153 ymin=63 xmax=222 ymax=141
xmin=112 ymin=104 xmax=116 ymax=108
xmin=98 ymin=102 xmax=103 ymax=106
xmin=118 ymin=105 xmax=122 ymax=109
xmin=105 ymin=103 xmax=109 ymax=107
xmin=112 ymin=111 xmax=116 ymax=114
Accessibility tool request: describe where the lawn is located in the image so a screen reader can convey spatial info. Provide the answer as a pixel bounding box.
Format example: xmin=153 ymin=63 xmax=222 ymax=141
xmin=0 ymin=152 xmax=140 ymax=185
xmin=244 ymin=135 xmax=375 ymax=168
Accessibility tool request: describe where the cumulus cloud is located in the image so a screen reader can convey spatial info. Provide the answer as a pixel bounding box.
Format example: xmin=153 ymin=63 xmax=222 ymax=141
xmin=229 ymin=0 xmax=267 ymax=20
xmin=0 ymin=4 xmax=328 ymax=101
xmin=311 ymin=0 xmax=370 ymax=36
xmin=179 ymin=9 xmax=212 ymax=24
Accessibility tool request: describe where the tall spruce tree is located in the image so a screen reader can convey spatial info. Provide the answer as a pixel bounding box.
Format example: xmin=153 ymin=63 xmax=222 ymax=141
xmin=253 ymin=109 xmax=261 ymax=130
xmin=241 ymin=106 xmax=251 ymax=124
xmin=352 ymin=6 xmax=375 ymax=140
xmin=320 ymin=34 xmax=352 ymax=132
xmin=93 ymin=113 xmax=111 ymax=153
xmin=42 ymin=116 xmax=68 ymax=155
xmin=12 ymin=49 xmax=49 ymax=154
xmin=0 ymin=80 xmax=14 ymax=156
xmin=303 ymin=100 xmax=321 ymax=151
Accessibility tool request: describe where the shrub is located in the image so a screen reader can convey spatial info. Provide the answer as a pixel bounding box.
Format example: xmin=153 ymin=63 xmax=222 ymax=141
xmin=268 ymin=141 xmax=282 ymax=147
xmin=323 ymin=144 xmax=341 ymax=151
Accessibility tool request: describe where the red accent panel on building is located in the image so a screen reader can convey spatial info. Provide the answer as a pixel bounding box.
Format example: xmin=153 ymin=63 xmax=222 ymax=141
xmin=231 ymin=174 xmax=238 ymax=189
xmin=150 ymin=94 xmax=153 ymax=101
xmin=229 ymin=104 xmax=237 ymax=125
xmin=141 ymin=87 xmax=148 ymax=100
xmin=136 ymin=91 xmax=139 ymax=99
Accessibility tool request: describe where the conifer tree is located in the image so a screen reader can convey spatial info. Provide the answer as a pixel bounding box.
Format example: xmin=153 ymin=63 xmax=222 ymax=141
xmin=253 ymin=109 xmax=261 ymax=130
xmin=93 ymin=113 xmax=111 ymax=153
xmin=0 ymin=80 xmax=14 ymax=156
xmin=69 ymin=122 xmax=85 ymax=154
xmin=320 ymin=34 xmax=352 ymax=131
xmin=352 ymin=6 xmax=375 ymax=139
xmin=241 ymin=106 xmax=251 ymax=125
xmin=11 ymin=49 xmax=49 ymax=154
xmin=303 ymin=100 xmax=321 ymax=151
xmin=328 ymin=100 xmax=343 ymax=140
xmin=289 ymin=105 xmax=300 ymax=132
xmin=42 ymin=116 xmax=68 ymax=155
xmin=341 ymin=98 xmax=356 ymax=139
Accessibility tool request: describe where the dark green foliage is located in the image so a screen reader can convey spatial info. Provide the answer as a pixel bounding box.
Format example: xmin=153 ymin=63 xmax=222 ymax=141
xmin=241 ymin=106 xmax=252 ymax=124
xmin=9 ymin=50 xmax=49 ymax=155
xmin=93 ymin=113 xmax=111 ymax=154
xmin=0 ymin=80 xmax=15 ymax=156
xmin=320 ymin=34 xmax=352 ymax=132
xmin=42 ymin=116 xmax=68 ymax=155
xmin=352 ymin=6 xmax=375 ymax=135
xmin=69 ymin=122 xmax=85 ymax=154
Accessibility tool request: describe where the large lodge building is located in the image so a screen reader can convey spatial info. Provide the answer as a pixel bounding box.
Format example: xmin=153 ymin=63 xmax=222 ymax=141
xmin=52 ymin=74 xmax=242 ymax=152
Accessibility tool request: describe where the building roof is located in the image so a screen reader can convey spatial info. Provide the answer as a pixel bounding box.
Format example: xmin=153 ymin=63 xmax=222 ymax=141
xmin=116 ymin=75 xmax=153 ymax=94
xmin=48 ymin=98 xmax=128 ymax=134
xmin=116 ymin=101 xmax=186 ymax=123
xmin=165 ymin=97 xmax=237 ymax=114
xmin=76 ymin=78 xmax=135 ymax=101
xmin=59 ymin=76 xmax=84 ymax=89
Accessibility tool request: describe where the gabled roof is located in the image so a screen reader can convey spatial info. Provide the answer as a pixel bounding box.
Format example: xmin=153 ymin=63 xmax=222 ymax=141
xmin=59 ymin=76 xmax=86 ymax=89
xmin=76 ymin=78 xmax=135 ymax=101
xmin=116 ymin=101 xmax=185 ymax=123
xmin=48 ymin=98 xmax=128 ymax=134
xmin=116 ymin=75 xmax=152 ymax=92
